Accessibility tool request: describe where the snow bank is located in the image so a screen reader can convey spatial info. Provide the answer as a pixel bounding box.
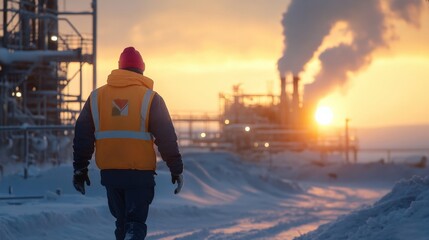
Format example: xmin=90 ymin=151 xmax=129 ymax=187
xmin=173 ymin=152 xmax=304 ymax=201
xmin=0 ymin=199 xmax=113 ymax=240
xmin=294 ymin=176 xmax=429 ymax=240
xmin=0 ymin=151 xmax=304 ymax=240
xmin=252 ymin=151 xmax=429 ymax=186
xmin=2 ymin=150 xmax=426 ymax=240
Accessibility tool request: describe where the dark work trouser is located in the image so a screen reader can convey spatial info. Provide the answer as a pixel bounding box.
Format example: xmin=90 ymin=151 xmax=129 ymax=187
xmin=106 ymin=186 xmax=155 ymax=240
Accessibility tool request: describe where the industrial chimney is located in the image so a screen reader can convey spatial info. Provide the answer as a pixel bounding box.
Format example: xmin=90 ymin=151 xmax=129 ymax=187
xmin=292 ymin=75 xmax=300 ymax=113
xmin=291 ymin=75 xmax=301 ymax=127
xmin=279 ymin=74 xmax=289 ymax=126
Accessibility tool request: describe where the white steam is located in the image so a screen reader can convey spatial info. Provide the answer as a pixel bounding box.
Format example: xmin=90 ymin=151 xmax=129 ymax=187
xmin=277 ymin=0 xmax=424 ymax=105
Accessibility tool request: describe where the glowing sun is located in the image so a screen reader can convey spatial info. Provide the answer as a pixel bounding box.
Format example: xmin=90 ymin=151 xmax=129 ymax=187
xmin=315 ymin=106 xmax=334 ymax=126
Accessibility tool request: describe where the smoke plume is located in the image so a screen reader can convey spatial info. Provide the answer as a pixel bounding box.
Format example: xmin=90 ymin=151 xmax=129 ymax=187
xmin=277 ymin=0 xmax=424 ymax=105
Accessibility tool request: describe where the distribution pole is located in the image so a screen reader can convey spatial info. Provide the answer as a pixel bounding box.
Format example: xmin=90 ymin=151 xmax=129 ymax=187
xmin=3 ymin=0 xmax=8 ymax=47
xmin=92 ymin=0 xmax=97 ymax=90
xmin=345 ymin=118 xmax=350 ymax=163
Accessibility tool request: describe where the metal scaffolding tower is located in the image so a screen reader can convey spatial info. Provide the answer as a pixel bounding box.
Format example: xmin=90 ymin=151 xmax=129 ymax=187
xmin=0 ymin=0 xmax=97 ymax=172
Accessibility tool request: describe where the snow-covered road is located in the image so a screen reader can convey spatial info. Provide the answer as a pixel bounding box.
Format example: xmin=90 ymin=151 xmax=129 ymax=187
xmin=0 ymin=151 xmax=426 ymax=240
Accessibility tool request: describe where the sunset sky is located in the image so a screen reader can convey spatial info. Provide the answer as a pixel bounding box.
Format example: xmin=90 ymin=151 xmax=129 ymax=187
xmin=67 ymin=0 xmax=429 ymax=128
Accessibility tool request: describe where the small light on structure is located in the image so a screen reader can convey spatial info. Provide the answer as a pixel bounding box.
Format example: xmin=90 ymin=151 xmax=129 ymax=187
xmin=32 ymin=86 xmax=37 ymax=91
xmin=50 ymin=35 xmax=58 ymax=41
xmin=11 ymin=92 xmax=15 ymax=97
xmin=254 ymin=142 xmax=259 ymax=148
xmin=244 ymin=126 xmax=251 ymax=132
xmin=16 ymin=92 xmax=22 ymax=98
xmin=200 ymin=132 xmax=206 ymax=138
xmin=224 ymin=119 xmax=230 ymax=125
xmin=264 ymin=142 xmax=270 ymax=148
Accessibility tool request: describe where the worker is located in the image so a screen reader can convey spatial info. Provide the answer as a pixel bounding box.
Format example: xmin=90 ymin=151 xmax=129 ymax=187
xmin=72 ymin=47 xmax=184 ymax=240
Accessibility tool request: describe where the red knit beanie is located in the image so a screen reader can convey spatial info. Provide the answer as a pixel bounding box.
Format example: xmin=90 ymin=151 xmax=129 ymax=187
xmin=118 ymin=47 xmax=145 ymax=73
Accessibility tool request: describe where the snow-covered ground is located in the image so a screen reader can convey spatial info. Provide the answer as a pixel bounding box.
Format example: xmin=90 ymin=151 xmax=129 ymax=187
xmin=295 ymin=176 xmax=429 ymax=240
xmin=0 ymin=151 xmax=428 ymax=240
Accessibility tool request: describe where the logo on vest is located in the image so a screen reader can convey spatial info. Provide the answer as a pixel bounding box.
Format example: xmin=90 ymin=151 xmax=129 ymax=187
xmin=112 ymin=99 xmax=129 ymax=116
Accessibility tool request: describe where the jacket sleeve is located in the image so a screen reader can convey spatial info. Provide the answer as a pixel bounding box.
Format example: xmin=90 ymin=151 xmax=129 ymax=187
xmin=73 ymin=97 xmax=95 ymax=171
xmin=149 ymin=93 xmax=183 ymax=175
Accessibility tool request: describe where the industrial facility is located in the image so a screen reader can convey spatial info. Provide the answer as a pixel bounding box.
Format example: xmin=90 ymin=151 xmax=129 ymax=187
xmin=0 ymin=0 xmax=96 ymax=177
xmin=172 ymin=75 xmax=357 ymax=162
xmin=0 ymin=0 xmax=357 ymax=177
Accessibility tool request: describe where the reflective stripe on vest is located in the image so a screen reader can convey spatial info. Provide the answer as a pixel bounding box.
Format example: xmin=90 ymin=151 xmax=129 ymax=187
xmin=140 ymin=89 xmax=153 ymax=132
xmin=90 ymin=88 xmax=154 ymax=139
xmin=95 ymin=131 xmax=152 ymax=140
xmin=90 ymin=90 xmax=100 ymax=132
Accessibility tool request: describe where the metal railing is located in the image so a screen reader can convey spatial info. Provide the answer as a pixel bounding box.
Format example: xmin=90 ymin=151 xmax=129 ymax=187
xmin=0 ymin=124 xmax=74 ymax=178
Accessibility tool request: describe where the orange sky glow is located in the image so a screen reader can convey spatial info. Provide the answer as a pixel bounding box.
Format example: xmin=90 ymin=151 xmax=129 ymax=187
xmin=68 ymin=0 xmax=429 ymax=128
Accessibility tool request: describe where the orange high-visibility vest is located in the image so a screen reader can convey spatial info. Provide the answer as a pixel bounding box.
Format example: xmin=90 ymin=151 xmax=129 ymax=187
xmin=90 ymin=80 xmax=156 ymax=170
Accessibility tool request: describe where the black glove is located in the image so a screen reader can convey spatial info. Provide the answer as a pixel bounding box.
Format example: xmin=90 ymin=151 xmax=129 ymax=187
xmin=171 ymin=174 xmax=183 ymax=194
xmin=73 ymin=168 xmax=91 ymax=195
